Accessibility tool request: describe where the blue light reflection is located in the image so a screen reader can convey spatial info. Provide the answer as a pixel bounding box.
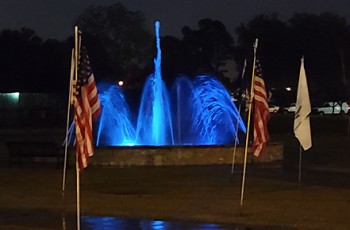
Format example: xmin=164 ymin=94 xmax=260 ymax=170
xmin=81 ymin=216 xmax=240 ymax=230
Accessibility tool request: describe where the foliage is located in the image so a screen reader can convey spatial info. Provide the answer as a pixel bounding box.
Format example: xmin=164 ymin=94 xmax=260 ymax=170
xmin=76 ymin=3 xmax=154 ymax=83
xmin=1 ymin=5 xmax=350 ymax=103
xmin=0 ymin=28 xmax=70 ymax=93
xmin=160 ymin=18 xmax=235 ymax=90
xmin=182 ymin=18 xmax=235 ymax=76
xmin=289 ymin=13 xmax=350 ymax=101
xmin=235 ymin=13 xmax=350 ymax=103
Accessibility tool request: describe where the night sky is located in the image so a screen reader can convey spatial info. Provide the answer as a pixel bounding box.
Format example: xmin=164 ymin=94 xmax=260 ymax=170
xmin=1 ymin=0 xmax=350 ymax=40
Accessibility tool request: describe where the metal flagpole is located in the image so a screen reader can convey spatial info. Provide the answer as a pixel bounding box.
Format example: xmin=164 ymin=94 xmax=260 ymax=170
xmin=231 ymin=59 xmax=247 ymax=174
xmin=294 ymin=56 xmax=312 ymax=185
xmin=347 ymin=115 xmax=350 ymax=136
xmin=74 ymin=25 xmax=81 ymax=230
xmin=62 ymin=49 xmax=75 ymax=192
xmin=298 ymin=145 xmax=302 ymax=184
xmin=240 ymin=38 xmax=258 ymax=207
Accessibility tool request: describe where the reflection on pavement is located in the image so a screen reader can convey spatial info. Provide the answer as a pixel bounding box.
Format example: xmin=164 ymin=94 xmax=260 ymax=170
xmin=81 ymin=215 xmax=288 ymax=230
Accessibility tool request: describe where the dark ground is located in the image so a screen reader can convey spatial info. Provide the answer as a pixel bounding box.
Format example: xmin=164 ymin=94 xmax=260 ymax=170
xmin=0 ymin=114 xmax=349 ymax=230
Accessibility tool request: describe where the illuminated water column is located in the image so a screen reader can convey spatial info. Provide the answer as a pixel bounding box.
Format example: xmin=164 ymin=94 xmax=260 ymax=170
xmin=135 ymin=21 xmax=174 ymax=145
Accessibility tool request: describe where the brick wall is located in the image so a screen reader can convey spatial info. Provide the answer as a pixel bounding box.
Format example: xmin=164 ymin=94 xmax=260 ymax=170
xmin=87 ymin=143 xmax=283 ymax=167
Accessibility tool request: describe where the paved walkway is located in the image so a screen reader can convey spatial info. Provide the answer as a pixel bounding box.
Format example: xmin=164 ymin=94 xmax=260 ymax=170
xmin=0 ymin=164 xmax=349 ymax=230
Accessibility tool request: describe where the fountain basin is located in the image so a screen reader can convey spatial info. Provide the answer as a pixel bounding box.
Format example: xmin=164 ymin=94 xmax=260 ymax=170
xmin=84 ymin=143 xmax=283 ymax=167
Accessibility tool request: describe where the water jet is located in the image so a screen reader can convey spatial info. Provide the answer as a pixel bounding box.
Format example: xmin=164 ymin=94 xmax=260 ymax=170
xmin=96 ymin=21 xmax=246 ymax=147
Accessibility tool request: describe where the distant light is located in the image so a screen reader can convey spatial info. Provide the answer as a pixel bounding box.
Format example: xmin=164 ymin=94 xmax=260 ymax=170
xmin=5 ymin=92 xmax=20 ymax=102
xmin=285 ymin=87 xmax=292 ymax=91
xmin=9 ymin=92 xmax=19 ymax=99
xmin=118 ymin=81 xmax=124 ymax=86
xmin=0 ymin=92 xmax=20 ymax=105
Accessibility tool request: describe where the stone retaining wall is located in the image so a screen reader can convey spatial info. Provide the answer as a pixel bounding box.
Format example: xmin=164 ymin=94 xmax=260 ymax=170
xmin=89 ymin=143 xmax=283 ymax=167
xmin=0 ymin=128 xmax=283 ymax=167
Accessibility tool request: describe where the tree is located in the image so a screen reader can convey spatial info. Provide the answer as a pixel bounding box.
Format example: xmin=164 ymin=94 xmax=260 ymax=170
xmin=39 ymin=39 xmax=71 ymax=93
xmin=0 ymin=28 xmax=71 ymax=93
xmin=0 ymin=28 xmax=41 ymax=92
xmin=181 ymin=18 xmax=235 ymax=79
xmin=235 ymin=14 xmax=293 ymax=89
xmin=289 ymin=13 xmax=350 ymax=101
xmin=160 ymin=35 xmax=190 ymax=85
xmin=235 ymin=13 xmax=350 ymax=104
xmin=76 ymin=3 xmax=154 ymax=84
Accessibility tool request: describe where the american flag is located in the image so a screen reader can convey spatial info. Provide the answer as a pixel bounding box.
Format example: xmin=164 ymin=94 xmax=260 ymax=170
xmin=73 ymin=45 xmax=101 ymax=169
xmin=253 ymin=60 xmax=270 ymax=157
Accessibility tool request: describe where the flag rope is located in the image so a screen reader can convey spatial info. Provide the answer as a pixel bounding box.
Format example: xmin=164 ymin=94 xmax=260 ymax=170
xmin=240 ymin=38 xmax=258 ymax=207
xmin=62 ymin=49 xmax=75 ymax=193
xmin=231 ymin=59 xmax=247 ymax=174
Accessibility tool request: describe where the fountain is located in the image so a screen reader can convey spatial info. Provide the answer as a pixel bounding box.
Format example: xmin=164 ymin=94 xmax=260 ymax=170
xmin=96 ymin=21 xmax=246 ymax=147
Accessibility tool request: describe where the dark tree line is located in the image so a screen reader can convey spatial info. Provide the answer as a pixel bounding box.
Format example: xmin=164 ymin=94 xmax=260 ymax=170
xmin=76 ymin=3 xmax=154 ymax=85
xmin=235 ymin=13 xmax=350 ymax=104
xmin=160 ymin=18 xmax=235 ymax=86
xmin=0 ymin=28 xmax=71 ymax=93
xmin=0 ymin=3 xmax=349 ymax=104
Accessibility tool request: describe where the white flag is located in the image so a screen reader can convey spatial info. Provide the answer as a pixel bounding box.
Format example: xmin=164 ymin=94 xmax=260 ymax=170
xmin=294 ymin=57 xmax=312 ymax=150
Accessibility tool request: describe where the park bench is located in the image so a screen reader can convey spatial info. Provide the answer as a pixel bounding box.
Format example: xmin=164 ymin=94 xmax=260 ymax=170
xmin=6 ymin=141 xmax=67 ymax=168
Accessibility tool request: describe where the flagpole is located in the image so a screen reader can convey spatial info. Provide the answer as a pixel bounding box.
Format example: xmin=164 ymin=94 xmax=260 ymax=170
xmin=231 ymin=59 xmax=247 ymax=174
xmin=74 ymin=25 xmax=81 ymax=230
xmin=62 ymin=49 xmax=75 ymax=192
xmin=240 ymin=38 xmax=258 ymax=207
xmin=347 ymin=115 xmax=350 ymax=136
xmin=294 ymin=56 xmax=312 ymax=185
xmin=298 ymin=145 xmax=302 ymax=184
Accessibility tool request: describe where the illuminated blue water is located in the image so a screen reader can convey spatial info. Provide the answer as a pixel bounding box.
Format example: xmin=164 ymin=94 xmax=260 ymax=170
xmin=96 ymin=83 xmax=136 ymax=146
xmin=95 ymin=21 xmax=246 ymax=146
xmin=135 ymin=21 xmax=174 ymax=146
xmin=95 ymin=72 xmax=245 ymax=147
xmin=82 ymin=216 xmax=283 ymax=230
xmin=190 ymin=76 xmax=245 ymax=145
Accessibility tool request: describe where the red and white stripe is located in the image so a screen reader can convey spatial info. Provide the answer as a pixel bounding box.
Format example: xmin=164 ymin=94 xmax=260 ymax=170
xmin=73 ymin=74 xmax=100 ymax=169
xmin=253 ymin=64 xmax=270 ymax=157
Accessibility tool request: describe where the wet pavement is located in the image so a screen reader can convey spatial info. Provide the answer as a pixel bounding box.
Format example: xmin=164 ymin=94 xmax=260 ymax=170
xmin=1 ymin=164 xmax=349 ymax=229
xmin=81 ymin=215 xmax=293 ymax=230
xmin=1 ymin=115 xmax=349 ymax=229
xmin=0 ymin=208 xmax=293 ymax=230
